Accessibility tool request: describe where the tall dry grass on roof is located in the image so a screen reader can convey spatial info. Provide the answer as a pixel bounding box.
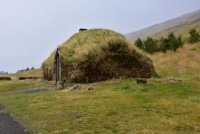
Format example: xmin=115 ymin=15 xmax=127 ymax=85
xmin=42 ymin=29 xmax=155 ymax=83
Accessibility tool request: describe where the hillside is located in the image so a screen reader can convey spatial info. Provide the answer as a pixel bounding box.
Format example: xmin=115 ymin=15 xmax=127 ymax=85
xmin=151 ymin=42 xmax=200 ymax=81
xmin=126 ymin=9 xmax=200 ymax=41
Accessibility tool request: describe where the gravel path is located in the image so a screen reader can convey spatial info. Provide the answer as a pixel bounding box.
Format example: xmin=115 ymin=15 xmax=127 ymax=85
xmin=0 ymin=104 xmax=26 ymax=134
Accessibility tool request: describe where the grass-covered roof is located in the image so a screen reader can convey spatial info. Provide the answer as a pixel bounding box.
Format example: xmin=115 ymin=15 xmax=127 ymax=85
xmin=42 ymin=29 xmax=155 ymax=83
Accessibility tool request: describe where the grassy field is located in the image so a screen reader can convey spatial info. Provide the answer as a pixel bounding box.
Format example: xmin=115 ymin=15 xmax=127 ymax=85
xmin=0 ymin=80 xmax=48 ymax=94
xmin=15 ymin=69 xmax=43 ymax=78
xmin=150 ymin=43 xmax=200 ymax=86
xmin=0 ymin=68 xmax=43 ymax=80
xmin=0 ymin=43 xmax=200 ymax=133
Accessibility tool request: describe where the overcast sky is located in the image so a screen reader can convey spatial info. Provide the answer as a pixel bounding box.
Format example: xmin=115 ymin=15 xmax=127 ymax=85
xmin=0 ymin=0 xmax=200 ymax=73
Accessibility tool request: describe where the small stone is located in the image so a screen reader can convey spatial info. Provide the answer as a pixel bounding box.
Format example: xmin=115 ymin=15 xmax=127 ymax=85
xmin=57 ymin=81 xmax=64 ymax=89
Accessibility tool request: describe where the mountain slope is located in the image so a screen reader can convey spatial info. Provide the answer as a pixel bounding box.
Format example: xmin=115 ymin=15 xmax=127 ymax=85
xmin=126 ymin=9 xmax=200 ymax=41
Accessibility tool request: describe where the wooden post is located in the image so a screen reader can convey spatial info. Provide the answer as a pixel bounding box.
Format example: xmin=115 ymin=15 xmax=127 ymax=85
xmin=55 ymin=48 xmax=63 ymax=89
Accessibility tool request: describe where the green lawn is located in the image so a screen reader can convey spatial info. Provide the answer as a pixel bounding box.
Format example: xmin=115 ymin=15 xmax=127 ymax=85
xmin=0 ymin=78 xmax=200 ymax=133
xmin=0 ymin=80 xmax=49 ymax=94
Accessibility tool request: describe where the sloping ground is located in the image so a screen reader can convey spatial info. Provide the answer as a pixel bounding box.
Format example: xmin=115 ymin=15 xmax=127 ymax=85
xmin=42 ymin=29 xmax=155 ymax=83
xmin=150 ymin=42 xmax=200 ymax=83
xmin=126 ymin=9 xmax=200 ymax=41
xmin=151 ymin=21 xmax=200 ymax=41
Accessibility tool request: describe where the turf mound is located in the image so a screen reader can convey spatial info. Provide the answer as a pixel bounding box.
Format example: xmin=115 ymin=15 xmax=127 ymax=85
xmin=42 ymin=29 xmax=155 ymax=83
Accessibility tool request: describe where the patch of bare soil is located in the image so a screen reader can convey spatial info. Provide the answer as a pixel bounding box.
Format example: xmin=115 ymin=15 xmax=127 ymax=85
xmin=61 ymin=84 xmax=94 ymax=92
xmin=156 ymin=77 xmax=183 ymax=83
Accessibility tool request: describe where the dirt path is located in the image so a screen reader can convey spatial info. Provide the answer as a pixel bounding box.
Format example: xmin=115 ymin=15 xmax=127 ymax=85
xmin=0 ymin=104 xmax=26 ymax=134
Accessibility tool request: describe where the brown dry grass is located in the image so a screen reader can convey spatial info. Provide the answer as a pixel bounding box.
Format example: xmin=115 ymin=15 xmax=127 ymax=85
xmin=150 ymin=42 xmax=200 ymax=82
xmin=15 ymin=68 xmax=43 ymax=77
xmin=0 ymin=69 xmax=43 ymax=80
xmin=42 ymin=29 xmax=146 ymax=67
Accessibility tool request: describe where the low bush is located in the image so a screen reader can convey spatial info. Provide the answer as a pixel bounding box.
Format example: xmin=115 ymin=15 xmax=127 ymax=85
xmin=188 ymin=28 xmax=200 ymax=44
xmin=0 ymin=77 xmax=11 ymax=81
xmin=134 ymin=32 xmax=183 ymax=53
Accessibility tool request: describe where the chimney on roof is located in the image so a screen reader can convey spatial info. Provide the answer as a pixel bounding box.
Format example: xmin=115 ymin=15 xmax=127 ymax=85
xmin=79 ymin=28 xmax=88 ymax=32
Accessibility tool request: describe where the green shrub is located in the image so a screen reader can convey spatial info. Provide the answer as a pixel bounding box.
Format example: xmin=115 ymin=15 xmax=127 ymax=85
xmin=134 ymin=33 xmax=184 ymax=53
xmin=144 ymin=37 xmax=159 ymax=53
xmin=134 ymin=38 xmax=145 ymax=50
xmin=188 ymin=28 xmax=200 ymax=44
xmin=160 ymin=33 xmax=183 ymax=52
